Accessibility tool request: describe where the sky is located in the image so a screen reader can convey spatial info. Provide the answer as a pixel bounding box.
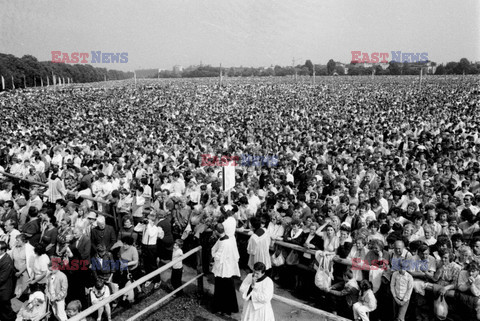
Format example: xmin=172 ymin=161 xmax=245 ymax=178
xmin=0 ymin=0 xmax=479 ymax=72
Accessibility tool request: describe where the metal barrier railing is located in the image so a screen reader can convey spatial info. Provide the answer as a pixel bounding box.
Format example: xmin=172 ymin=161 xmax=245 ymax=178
xmin=68 ymin=245 xmax=203 ymax=321
xmin=0 ymin=170 xmax=119 ymax=229
xmin=236 ymin=230 xmax=316 ymax=255
xmin=0 ymin=170 xmax=110 ymax=207
xmin=237 ymin=231 xmax=455 ymax=299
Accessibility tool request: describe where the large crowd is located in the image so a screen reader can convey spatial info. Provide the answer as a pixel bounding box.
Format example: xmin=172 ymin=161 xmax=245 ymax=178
xmin=0 ymin=75 xmax=479 ymax=321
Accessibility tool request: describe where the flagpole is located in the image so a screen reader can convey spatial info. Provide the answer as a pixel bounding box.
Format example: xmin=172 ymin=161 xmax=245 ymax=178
xmin=419 ymin=68 xmax=423 ymax=90
xmin=11 ymin=75 xmax=15 ymax=90
xmin=1 ymin=76 xmax=4 ymax=90
xmin=219 ymin=63 xmax=223 ymax=86
xmin=312 ymin=64 xmax=316 ymax=85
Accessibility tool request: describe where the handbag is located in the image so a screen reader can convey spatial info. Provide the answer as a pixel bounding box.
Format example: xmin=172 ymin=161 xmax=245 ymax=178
xmin=286 ymin=250 xmax=299 ymax=265
xmin=434 ymin=295 xmax=448 ymax=320
xmin=271 ymin=249 xmax=285 ymax=267
xmin=369 ymin=268 xmax=384 ymax=293
xmin=314 ymin=251 xmax=333 ymax=290
xmin=181 ymin=223 xmax=192 ymax=240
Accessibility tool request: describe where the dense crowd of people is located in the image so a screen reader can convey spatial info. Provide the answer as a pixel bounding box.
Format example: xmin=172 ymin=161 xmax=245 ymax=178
xmin=0 ymin=76 xmax=479 ymax=321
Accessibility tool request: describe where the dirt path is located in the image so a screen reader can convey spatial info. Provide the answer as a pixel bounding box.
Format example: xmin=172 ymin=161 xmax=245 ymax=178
xmin=111 ymin=266 xmax=328 ymax=321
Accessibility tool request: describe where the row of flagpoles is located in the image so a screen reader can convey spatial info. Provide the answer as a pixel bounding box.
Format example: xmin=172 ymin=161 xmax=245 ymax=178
xmin=0 ymin=74 xmax=74 ymax=90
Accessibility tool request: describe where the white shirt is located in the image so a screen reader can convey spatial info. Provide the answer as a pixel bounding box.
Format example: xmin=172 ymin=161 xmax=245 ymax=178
xmin=51 ymin=154 xmax=63 ymax=167
xmin=33 ymin=161 xmax=45 ymax=174
xmin=141 ymin=223 xmax=164 ymax=245
xmin=379 ymin=198 xmax=389 ymax=214
xmin=0 ymin=190 xmax=12 ymax=202
xmin=172 ymin=248 xmax=183 ymax=269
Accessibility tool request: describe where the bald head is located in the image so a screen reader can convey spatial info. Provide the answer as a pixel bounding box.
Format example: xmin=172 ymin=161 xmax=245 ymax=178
xmin=394 ymin=240 xmax=405 ymax=256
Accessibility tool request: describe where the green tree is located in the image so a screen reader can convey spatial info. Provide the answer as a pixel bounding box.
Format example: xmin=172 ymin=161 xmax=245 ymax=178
xmin=304 ymin=60 xmax=314 ymax=75
xmin=335 ymin=66 xmax=345 ymax=75
xmin=388 ymin=61 xmax=401 ymax=75
xmin=327 ymin=59 xmax=336 ymax=75
xmin=435 ymin=64 xmax=445 ymax=75
xmin=445 ymin=62 xmax=458 ymax=74
xmin=458 ymin=58 xmax=470 ymax=74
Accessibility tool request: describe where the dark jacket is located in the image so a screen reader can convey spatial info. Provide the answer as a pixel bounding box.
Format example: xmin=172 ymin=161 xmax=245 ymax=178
xmin=341 ymin=214 xmax=363 ymax=232
xmin=300 ymin=233 xmax=324 ymax=250
xmin=157 ymin=216 xmax=174 ymax=250
xmin=69 ymin=235 xmax=91 ymax=264
xmin=0 ymin=253 xmax=15 ymax=301
xmin=91 ymin=225 xmax=117 ymax=253
xmin=283 ymin=227 xmax=304 ymax=245
xmin=22 ymin=217 xmax=41 ymax=246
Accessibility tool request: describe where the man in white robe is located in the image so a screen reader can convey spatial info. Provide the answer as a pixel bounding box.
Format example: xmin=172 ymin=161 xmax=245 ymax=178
xmin=240 ymin=262 xmax=275 ymax=321
xmin=211 ymin=223 xmax=240 ymax=316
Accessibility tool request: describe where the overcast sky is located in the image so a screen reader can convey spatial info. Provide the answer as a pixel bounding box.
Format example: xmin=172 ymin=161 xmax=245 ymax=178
xmin=1 ymin=0 xmax=478 ymax=72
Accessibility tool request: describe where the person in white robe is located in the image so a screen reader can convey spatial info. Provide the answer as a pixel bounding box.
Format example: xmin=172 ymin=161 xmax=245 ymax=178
xmin=247 ymin=217 xmax=271 ymax=271
xmin=211 ymin=223 xmax=240 ymax=315
xmin=240 ymin=262 xmax=275 ymax=321
xmin=223 ymin=209 xmax=241 ymax=260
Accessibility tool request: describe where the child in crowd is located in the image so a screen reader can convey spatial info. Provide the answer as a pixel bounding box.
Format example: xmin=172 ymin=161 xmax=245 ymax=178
xmin=327 ymin=269 xmax=360 ymax=319
xmin=66 ymin=300 xmax=87 ymax=321
xmin=171 ymin=239 xmax=184 ymax=294
xmin=390 ymin=259 xmax=414 ymax=321
xmin=353 ymin=280 xmax=377 ymax=321
xmin=90 ymin=280 xmax=111 ymax=321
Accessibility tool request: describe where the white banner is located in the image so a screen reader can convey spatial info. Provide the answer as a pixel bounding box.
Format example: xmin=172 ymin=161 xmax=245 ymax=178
xmin=222 ymin=162 xmax=236 ymax=191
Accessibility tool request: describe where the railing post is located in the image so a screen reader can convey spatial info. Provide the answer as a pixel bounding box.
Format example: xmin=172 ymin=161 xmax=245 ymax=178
xmin=196 ymin=245 xmax=204 ymax=295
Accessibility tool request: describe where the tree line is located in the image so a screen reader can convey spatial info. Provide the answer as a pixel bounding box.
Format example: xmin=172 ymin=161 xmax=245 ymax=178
xmin=0 ymin=53 xmax=134 ymax=91
xmin=1 ymin=53 xmax=477 ymax=89
xmin=154 ymin=58 xmax=479 ymax=78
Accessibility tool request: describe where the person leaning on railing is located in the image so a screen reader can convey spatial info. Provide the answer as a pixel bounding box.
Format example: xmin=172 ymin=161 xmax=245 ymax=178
xmin=455 ymin=260 xmax=480 ymax=319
